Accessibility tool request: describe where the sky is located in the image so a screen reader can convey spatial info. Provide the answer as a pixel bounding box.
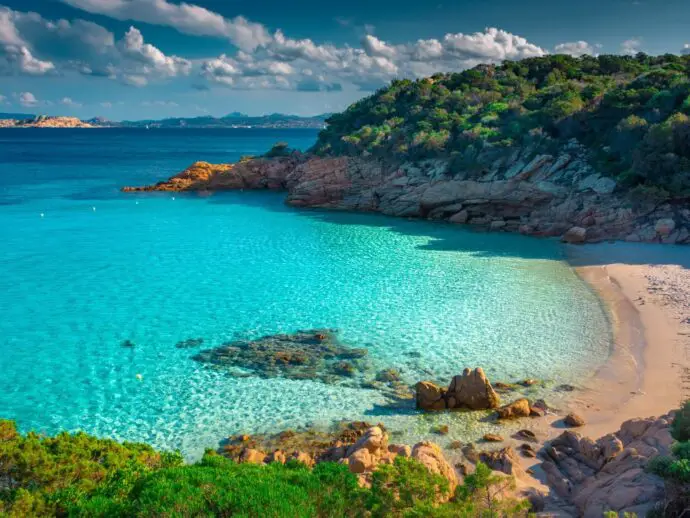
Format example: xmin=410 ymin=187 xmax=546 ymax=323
xmin=0 ymin=0 xmax=689 ymax=121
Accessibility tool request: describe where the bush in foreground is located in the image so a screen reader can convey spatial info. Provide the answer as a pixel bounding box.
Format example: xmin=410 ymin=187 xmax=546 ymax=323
xmin=0 ymin=419 xmax=531 ymax=517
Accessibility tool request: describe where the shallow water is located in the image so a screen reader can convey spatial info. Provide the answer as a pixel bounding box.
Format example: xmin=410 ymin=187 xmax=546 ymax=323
xmin=0 ymin=128 xmax=611 ymax=458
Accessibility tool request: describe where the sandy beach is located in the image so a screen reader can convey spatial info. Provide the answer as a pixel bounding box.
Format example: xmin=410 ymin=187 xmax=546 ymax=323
xmin=566 ymin=243 xmax=690 ymax=438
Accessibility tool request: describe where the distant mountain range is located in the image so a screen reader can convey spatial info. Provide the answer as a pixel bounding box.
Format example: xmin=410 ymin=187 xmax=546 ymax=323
xmin=109 ymin=112 xmax=331 ymax=129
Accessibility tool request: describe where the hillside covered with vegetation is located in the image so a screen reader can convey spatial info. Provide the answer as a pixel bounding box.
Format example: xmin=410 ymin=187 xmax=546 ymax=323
xmin=313 ymin=53 xmax=690 ymax=197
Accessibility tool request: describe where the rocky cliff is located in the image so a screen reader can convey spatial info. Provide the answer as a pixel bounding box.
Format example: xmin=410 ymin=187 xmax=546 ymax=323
xmin=123 ymin=139 xmax=690 ymax=245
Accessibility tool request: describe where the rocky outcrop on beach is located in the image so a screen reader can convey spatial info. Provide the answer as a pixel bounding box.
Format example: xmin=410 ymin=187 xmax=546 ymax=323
xmin=0 ymin=116 xmax=95 ymax=128
xmin=415 ymin=368 xmax=500 ymax=411
xmin=122 ymin=138 xmax=690 ymax=244
xmin=223 ymin=422 xmax=459 ymax=492
xmin=540 ymin=414 xmax=673 ymax=517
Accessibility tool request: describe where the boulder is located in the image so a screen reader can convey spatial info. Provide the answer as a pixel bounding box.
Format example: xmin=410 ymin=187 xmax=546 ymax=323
xmin=540 ymin=415 xmax=672 ymax=517
xmin=655 ymin=218 xmax=676 ymax=236
xmin=290 ymin=451 xmax=315 ymax=467
xmin=348 ymin=448 xmax=375 ymax=474
xmin=239 ymin=448 xmax=266 ymax=464
xmin=449 ymin=210 xmax=469 ymax=224
xmin=564 ymin=413 xmax=585 ymax=428
xmin=415 ymin=381 xmax=447 ymax=410
xmin=483 ymin=433 xmax=504 ymax=442
xmin=388 ymin=444 xmax=412 ymax=457
xmin=496 ymin=398 xmax=531 ymax=419
xmin=562 ymin=226 xmax=587 ymax=244
xmin=411 ymin=441 xmax=459 ymax=493
xmin=479 ymin=447 xmax=525 ymax=478
xmin=346 ymin=426 xmax=387 ymax=456
xmin=446 ymin=368 xmax=500 ymax=410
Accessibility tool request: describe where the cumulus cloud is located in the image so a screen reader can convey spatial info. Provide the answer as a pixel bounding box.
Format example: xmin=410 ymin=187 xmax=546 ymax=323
xmin=201 ymin=26 xmax=547 ymax=91
xmin=120 ymin=26 xmax=190 ymax=76
xmin=18 ymin=91 xmax=38 ymax=106
xmin=0 ymin=6 xmax=189 ymax=84
xmin=61 ymin=0 xmax=271 ymax=51
xmin=621 ymin=38 xmax=642 ymax=55
xmin=0 ymin=8 xmax=55 ymax=74
xmin=554 ymin=41 xmax=596 ymax=57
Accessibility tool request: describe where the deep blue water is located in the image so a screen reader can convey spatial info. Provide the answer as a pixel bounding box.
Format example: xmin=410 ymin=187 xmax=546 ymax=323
xmin=0 ymin=128 xmax=610 ymax=457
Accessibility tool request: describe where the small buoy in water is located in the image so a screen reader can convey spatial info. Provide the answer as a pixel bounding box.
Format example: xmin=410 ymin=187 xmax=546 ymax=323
xmin=135 ymin=201 xmax=139 ymax=205
xmin=136 ymin=374 xmax=143 ymax=381
xmin=172 ymin=197 xmax=176 ymax=201
xmin=40 ymin=213 xmax=44 ymax=218
xmin=92 ymin=206 xmax=96 ymax=211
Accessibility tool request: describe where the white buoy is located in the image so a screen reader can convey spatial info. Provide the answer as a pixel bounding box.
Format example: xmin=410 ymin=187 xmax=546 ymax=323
xmin=40 ymin=213 xmax=44 ymax=218
xmin=172 ymin=197 xmax=176 ymax=201
xmin=136 ymin=374 xmax=143 ymax=381
xmin=92 ymin=206 xmax=96 ymax=211
xmin=135 ymin=201 xmax=139 ymax=205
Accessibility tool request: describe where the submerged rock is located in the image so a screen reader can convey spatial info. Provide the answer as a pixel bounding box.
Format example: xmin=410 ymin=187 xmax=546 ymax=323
xmin=175 ymin=337 xmax=204 ymax=349
xmin=192 ymin=329 xmax=369 ymax=385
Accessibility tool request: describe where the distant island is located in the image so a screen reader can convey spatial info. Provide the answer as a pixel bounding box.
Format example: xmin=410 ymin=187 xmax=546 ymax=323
xmin=0 ymin=115 xmax=95 ymax=128
xmin=0 ymin=112 xmax=330 ymax=129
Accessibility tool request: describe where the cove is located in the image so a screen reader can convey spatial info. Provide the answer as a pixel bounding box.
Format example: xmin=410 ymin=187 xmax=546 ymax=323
xmin=0 ymin=129 xmax=610 ymax=459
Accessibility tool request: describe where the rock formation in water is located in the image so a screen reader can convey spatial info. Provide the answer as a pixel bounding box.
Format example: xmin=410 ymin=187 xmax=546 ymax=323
xmin=415 ymin=367 xmax=501 ymax=410
xmin=122 ymin=142 xmax=690 ymax=244
xmin=192 ymin=328 xmax=368 ymax=383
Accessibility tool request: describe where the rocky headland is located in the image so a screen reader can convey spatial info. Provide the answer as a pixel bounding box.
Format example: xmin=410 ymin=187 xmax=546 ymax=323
xmin=0 ymin=116 xmax=95 ymax=128
xmin=122 ymin=141 xmax=689 ymax=245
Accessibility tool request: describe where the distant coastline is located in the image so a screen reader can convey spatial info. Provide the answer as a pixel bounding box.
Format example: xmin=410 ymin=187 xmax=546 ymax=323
xmin=0 ymin=112 xmax=329 ymax=129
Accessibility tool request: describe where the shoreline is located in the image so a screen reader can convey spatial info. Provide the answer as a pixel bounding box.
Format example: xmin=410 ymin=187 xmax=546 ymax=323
xmin=565 ymin=245 xmax=690 ymax=438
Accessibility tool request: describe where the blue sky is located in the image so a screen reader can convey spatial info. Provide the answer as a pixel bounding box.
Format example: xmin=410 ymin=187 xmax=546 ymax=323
xmin=0 ymin=0 xmax=688 ymax=120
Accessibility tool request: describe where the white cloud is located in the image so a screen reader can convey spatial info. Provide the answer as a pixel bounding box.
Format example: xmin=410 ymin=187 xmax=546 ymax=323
xmin=60 ymin=97 xmax=82 ymax=107
xmin=621 ymin=38 xmax=642 ymax=55
xmin=0 ymin=8 xmax=55 ymax=75
xmin=0 ymin=7 xmax=189 ymax=84
xmin=120 ymin=26 xmax=191 ymax=76
xmin=61 ymin=0 xmax=271 ymax=51
xmin=682 ymin=44 xmax=690 ymax=56
xmin=362 ymin=34 xmax=396 ymax=59
xmin=100 ymin=101 xmax=113 ymax=108
xmin=202 ymin=26 xmax=547 ymax=91
xmin=554 ymin=41 xmax=596 ymax=57
xmin=18 ymin=91 xmax=38 ymax=106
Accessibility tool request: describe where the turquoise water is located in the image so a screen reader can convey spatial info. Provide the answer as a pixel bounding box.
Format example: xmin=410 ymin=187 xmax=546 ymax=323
xmin=0 ymin=129 xmax=610 ymax=458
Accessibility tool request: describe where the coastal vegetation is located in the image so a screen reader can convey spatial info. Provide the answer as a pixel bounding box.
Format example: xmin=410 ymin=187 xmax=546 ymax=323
xmin=0 ymin=419 xmax=528 ymax=517
xmin=649 ymin=400 xmax=690 ymax=516
xmin=313 ymin=53 xmax=690 ymax=197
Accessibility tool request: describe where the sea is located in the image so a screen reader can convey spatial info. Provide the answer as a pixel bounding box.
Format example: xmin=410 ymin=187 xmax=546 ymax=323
xmin=0 ymin=128 xmax=611 ymax=458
